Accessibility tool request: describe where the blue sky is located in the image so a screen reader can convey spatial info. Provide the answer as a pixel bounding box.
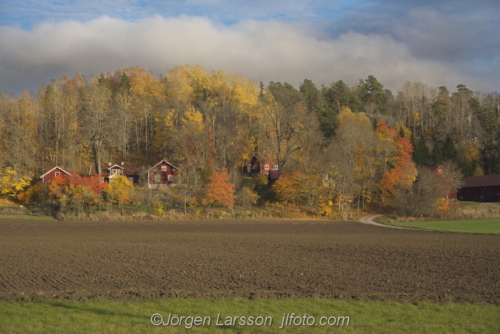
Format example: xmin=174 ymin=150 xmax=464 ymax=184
xmin=0 ymin=0 xmax=499 ymax=94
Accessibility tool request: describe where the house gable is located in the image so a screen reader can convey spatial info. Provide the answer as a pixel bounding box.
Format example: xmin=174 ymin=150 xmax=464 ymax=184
xmin=147 ymin=159 xmax=178 ymax=187
xmin=40 ymin=166 xmax=73 ymax=184
xmin=107 ymin=165 xmax=125 ymax=176
xmin=89 ymin=163 xmax=142 ymax=184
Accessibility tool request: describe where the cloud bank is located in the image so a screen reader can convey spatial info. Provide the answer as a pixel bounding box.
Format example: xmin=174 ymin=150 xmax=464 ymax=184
xmin=0 ymin=14 xmax=496 ymax=95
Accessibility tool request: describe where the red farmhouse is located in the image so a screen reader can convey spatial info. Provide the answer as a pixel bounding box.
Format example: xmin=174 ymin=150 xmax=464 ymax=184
xmin=147 ymin=158 xmax=178 ymax=188
xmin=40 ymin=166 xmax=78 ymax=184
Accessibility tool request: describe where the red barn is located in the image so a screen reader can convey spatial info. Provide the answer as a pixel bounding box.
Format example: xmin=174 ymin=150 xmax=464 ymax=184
xmin=458 ymin=174 xmax=500 ymax=202
xmin=40 ymin=166 xmax=78 ymax=184
xmin=147 ymin=158 xmax=178 ymax=188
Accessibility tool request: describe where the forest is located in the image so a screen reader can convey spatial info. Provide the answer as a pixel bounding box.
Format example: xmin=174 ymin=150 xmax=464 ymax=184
xmin=0 ymin=65 xmax=498 ymax=218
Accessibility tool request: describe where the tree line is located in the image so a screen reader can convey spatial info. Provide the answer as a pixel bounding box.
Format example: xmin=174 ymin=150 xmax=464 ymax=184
xmin=0 ymin=65 xmax=497 ymax=216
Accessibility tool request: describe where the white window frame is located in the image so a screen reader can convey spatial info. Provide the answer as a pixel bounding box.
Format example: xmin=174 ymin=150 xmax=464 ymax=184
xmin=167 ymin=174 xmax=174 ymax=182
xmin=55 ymin=171 xmax=60 ymax=177
xmin=161 ymin=165 xmax=167 ymax=172
xmin=154 ymin=174 xmax=161 ymax=183
xmin=264 ymin=164 xmax=269 ymax=170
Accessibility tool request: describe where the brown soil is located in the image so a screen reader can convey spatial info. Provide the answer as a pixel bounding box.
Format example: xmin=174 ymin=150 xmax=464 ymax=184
xmin=0 ymin=219 xmax=499 ymax=304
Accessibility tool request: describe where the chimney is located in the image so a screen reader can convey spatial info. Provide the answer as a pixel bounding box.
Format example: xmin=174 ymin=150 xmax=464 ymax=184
xmin=121 ymin=161 xmax=125 ymax=166
xmin=108 ymin=162 xmax=112 ymax=166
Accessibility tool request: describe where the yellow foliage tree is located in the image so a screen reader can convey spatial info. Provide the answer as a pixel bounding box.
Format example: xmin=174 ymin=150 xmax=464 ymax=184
xmin=0 ymin=167 xmax=32 ymax=196
xmin=106 ymin=175 xmax=134 ymax=212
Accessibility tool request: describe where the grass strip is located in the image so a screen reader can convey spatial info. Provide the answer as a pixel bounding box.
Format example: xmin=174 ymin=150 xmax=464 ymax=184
xmin=381 ymin=218 xmax=500 ymax=234
xmin=0 ymin=298 xmax=498 ymax=333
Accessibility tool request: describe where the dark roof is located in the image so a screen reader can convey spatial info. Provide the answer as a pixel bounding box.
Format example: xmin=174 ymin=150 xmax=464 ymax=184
xmin=422 ymin=165 xmax=443 ymax=172
xmin=89 ymin=163 xmax=143 ymax=176
xmin=462 ymin=174 xmax=500 ymax=188
xmin=118 ymin=164 xmax=143 ymax=176
xmin=147 ymin=159 xmax=178 ymax=172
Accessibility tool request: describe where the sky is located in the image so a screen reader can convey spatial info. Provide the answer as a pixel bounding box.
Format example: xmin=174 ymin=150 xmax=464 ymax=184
xmin=0 ymin=0 xmax=499 ymax=95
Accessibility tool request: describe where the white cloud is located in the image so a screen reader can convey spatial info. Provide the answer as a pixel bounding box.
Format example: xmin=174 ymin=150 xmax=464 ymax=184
xmin=0 ymin=15 xmax=494 ymax=95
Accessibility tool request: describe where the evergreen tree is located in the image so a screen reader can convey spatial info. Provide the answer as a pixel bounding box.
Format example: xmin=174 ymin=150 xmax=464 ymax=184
xmin=414 ymin=136 xmax=430 ymax=166
xmin=399 ymin=126 xmax=405 ymax=138
xmin=442 ymin=135 xmax=457 ymax=161
xmin=431 ymin=138 xmax=443 ymax=165
xmin=299 ymin=79 xmax=324 ymax=114
xmin=358 ymin=75 xmax=390 ymax=114
xmin=459 ymin=159 xmax=474 ymax=178
xmin=118 ymin=73 xmax=131 ymax=93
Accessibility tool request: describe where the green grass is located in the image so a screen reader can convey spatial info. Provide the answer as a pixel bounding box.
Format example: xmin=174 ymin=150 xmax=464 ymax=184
xmin=0 ymin=214 xmax=55 ymax=220
xmin=385 ymin=218 xmax=500 ymax=233
xmin=0 ymin=299 xmax=498 ymax=333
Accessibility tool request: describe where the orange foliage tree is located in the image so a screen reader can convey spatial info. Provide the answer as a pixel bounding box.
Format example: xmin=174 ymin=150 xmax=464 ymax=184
xmin=204 ymin=169 xmax=235 ymax=213
xmin=272 ymin=170 xmax=308 ymax=205
xmin=48 ymin=175 xmax=108 ymax=212
xmin=377 ymin=121 xmax=417 ymax=199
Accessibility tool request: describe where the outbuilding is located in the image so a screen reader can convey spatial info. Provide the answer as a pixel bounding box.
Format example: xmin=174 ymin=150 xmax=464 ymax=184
xmin=457 ymin=174 xmax=500 ymax=202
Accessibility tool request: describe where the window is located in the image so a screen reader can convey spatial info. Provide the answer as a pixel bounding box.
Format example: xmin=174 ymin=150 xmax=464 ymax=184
xmin=128 ymin=177 xmax=134 ymax=183
xmin=161 ymin=165 xmax=167 ymax=172
xmin=154 ymin=174 xmax=160 ymax=183
xmin=100 ymin=177 xmax=105 ymax=183
xmin=264 ymin=164 xmax=269 ymax=170
xmin=167 ymin=174 xmax=174 ymax=182
xmin=273 ymin=165 xmax=279 ymax=170
xmin=55 ymin=172 xmax=60 ymax=177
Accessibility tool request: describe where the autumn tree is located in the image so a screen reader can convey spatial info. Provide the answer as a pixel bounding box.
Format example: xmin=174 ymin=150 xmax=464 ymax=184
xmin=168 ymin=108 xmax=211 ymax=215
xmin=272 ymin=170 xmax=308 ymax=205
xmin=236 ymin=186 xmax=260 ymax=209
xmin=204 ymin=169 xmax=235 ymax=216
xmin=81 ymin=78 xmax=113 ymax=175
xmin=48 ymin=176 xmax=108 ymax=213
xmin=0 ymin=167 xmax=32 ymax=197
xmin=378 ymin=123 xmax=418 ymax=202
xmin=0 ymin=92 xmax=37 ymax=175
xmin=259 ymin=82 xmax=307 ymax=171
xmin=106 ymin=175 xmax=134 ymax=213
xmin=395 ymin=167 xmax=443 ymax=216
xmin=123 ymin=65 xmax=164 ymax=162
xmin=324 ymin=107 xmax=376 ymax=216
xmin=18 ymin=182 xmax=45 ymax=205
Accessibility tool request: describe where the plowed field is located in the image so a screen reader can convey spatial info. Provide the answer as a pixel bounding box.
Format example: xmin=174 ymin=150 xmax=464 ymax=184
xmin=0 ymin=219 xmax=499 ymax=304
